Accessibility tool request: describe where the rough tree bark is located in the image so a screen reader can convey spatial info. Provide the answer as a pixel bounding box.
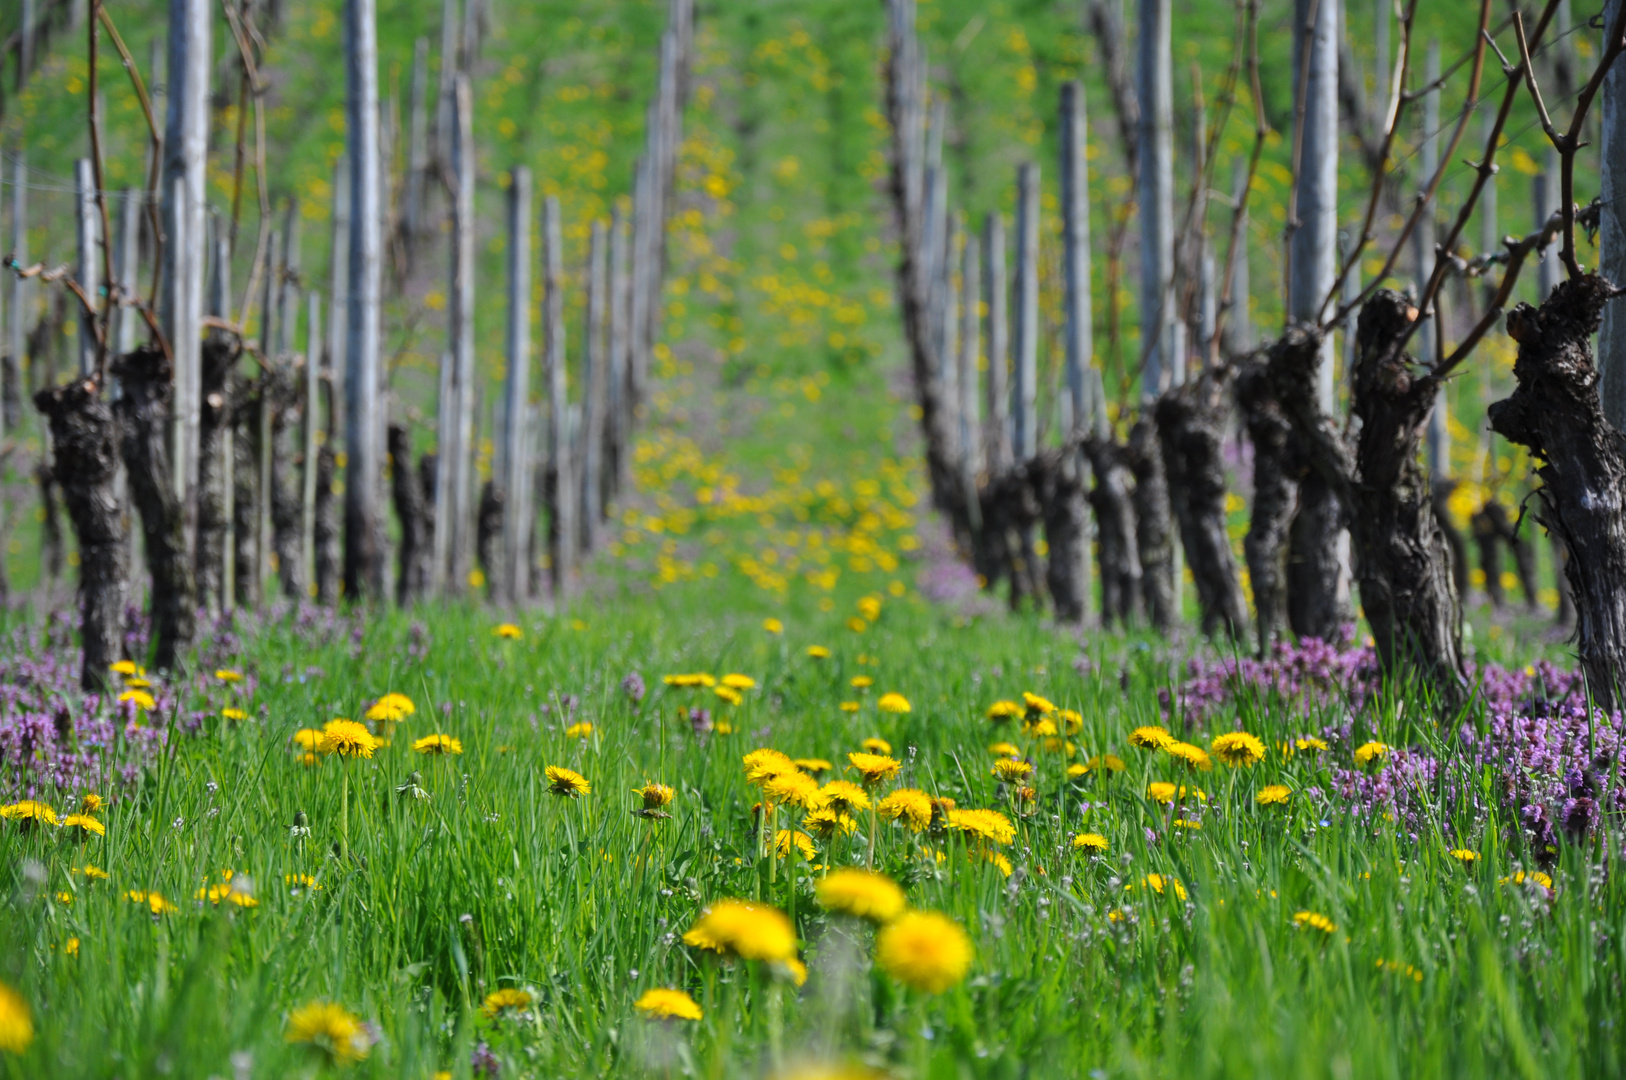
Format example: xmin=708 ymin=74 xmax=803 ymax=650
xmin=1235 ymin=357 xmax=1298 ymax=652
xmin=1127 ymin=417 xmax=1176 ymax=630
xmin=269 ymin=366 xmax=303 ymax=600
xmin=111 ymin=348 xmax=197 ymax=671
xmin=233 ymin=390 xmax=260 ymax=610
xmin=1288 ymin=474 xmax=1349 ymax=639
xmin=1155 ymin=367 xmax=1248 ymax=640
xmin=388 ymin=422 xmax=432 ymax=603
xmin=477 ymin=479 xmax=504 ymax=599
xmin=35 ymin=378 xmax=127 ymax=691
xmin=1270 ymin=297 xmax=1463 ymax=697
xmin=1037 ymin=444 xmax=1090 ymax=624
xmin=195 ymin=339 xmax=236 ymax=612
xmin=980 ymin=464 xmax=1044 ymax=611
xmin=1084 ymin=435 xmax=1142 ymax=627
xmin=1488 ymin=274 xmax=1626 ymax=710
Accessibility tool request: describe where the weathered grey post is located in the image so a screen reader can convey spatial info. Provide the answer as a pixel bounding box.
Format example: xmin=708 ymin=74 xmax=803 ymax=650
xmin=327 ymin=154 xmax=350 ymax=447
xmin=958 ymin=229 xmax=981 ymax=493
xmin=580 ymin=219 xmax=609 ymax=551
xmin=1538 ymin=159 xmax=1560 ymax=300
xmin=114 ymin=189 xmax=142 ymax=355
xmin=628 ymin=157 xmax=651 ymax=406
xmin=1228 ymin=159 xmax=1252 ymax=354
xmin=344 ymin=0 xmax=386 ymax=599
xmin=447 ymin=74 xmax=477 ymax=594
xmin=7 ymin=153 xmax=25 ymax=412
xmin=74 ymin=159 xmax=99 ymax=376
xmin=1599 ymin=0 xmax=1626 ymax=426
xmin=1060 ymin=80 xmax=1093 ymax=432
xmin=939 ymin=211 xmax=961 ymax=459
xmin=543 ymin=196 xmax=576 ymax=601
xmin=405 ymin=37 xmax=430 ymax=252
xmin=1012 ymin=163 xmax=1039 ymax=461
xmin=502 ymin=167 xmax=533 ymax=603
xmin=165 ymin=0 xmax=211 ymax=541
xmin=278 ymin=200 xmax=301 ymax=358
xmin=1137 ymin=0 xmax=1174 ymax=398
xmin=983 ymin=211 xmax=1010 ymax=471
xmin=258 ymin=228 xmax=281 ymax=601
xmin=303 ymin=291 xmax=321 ymax=593
xmin=607 ymin=204 xmax=631 ymax=502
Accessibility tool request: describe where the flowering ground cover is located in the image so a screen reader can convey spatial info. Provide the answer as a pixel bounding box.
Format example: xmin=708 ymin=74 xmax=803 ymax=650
xmin=1 ymin=590 xmax=1622 ymax=1078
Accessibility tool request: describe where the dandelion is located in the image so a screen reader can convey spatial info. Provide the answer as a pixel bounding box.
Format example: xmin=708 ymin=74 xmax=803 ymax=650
xmin=722 ymin=674 xmax=756 ymax=690
xmin=109 ymin=660 xmax=139 ymax=676
xmin=947 ymin=808 xmax=1015 ymax=845
xmin=1211 ymin=731 xmax=1267 ymax=767
xmin=1 ymin=801 xmax=58 ymax=827
xmin=1498 ymin=870 xmax=1554 ymax=891
xmin=286 ymin=1001 xmax=371 ymax=1064
xmin=839 ymin=701 xmax=860 ymax=712
xmin=61 ymin=814 xmax=105 ymax=838
xmin=293 ymin=729 xmax=324 ymax=753
xmin=319 ymin=720 xmax=380 ymax=759
xmin=1165 ymin=742 xmax=1213 ymax=771
xmin=683 ymin=899 xmax=798 ymax=961
xmin=1084 ymin=754 xmax=1125 ymax=774
xmin=776 ymin=829 xmax=818 ymax=860
xmin=714 ymin=686 xmax=743 ymax=706
xmin=762 ymin=618 xmax=784 ymax=635
xmin=493 ymin=623 xmax=523 ymax=639
xmin=850 ymin=675 xmax=874 ymax=689
xmin=857 ymin=596 xmax=882 ymax=621
xmin=124 ymin=678 xmax=153 ymax=689
xmin=127 ymin=890 xmax=177 ymax=915
xmin=1022 ymin=716 xmax=1058 ymax=737
xmin=877 ymin=692 xmax=911 ymax=713
xmin=804 ymin=808 xmax=858 ymax=839
xmin=1257 ymin=785 xmax=1291 ymax=806
xmin=986 ymin=700 xmax=1023 ymax=723
xmin=848 ymin=752 xmax=900 ymax=787
xmin=0 ymin=981 xmax=34 ymax=1054
xmin=877 ymin=789 xmax=933 ymax=832
xmin=988 ymin=741 xmax=1021 ymax=757
xmin=1073 ymin=832 xmax=1109 ymax=852
xmin=197 ymin=881 xmax=259 ymax=908
xmin=875 ymin=911 xmax=972 ymax=993
xmin=992 ymin=758 xmax=1033 ymax=783
xmin=818 ymin=780 xmax=872 ymax=814
xmin=222 ymin=707 xmax=248 ymax=721
xmin=73 ymin=864 xmax=109 ymax=881
xmin=365 ymin=693 xmax=417 ymax=722
xmin=744 ymin=748 xmax=800 ymax=784
xmin=806 ymin=645 xmax=831 ymax=659
xmin=79 ymin=793 xmax=104 ymax=814
xmin=412 ymin=734 xmax=464 ymax=756
xmin=794 ymin=757 xmax=833 ymax=776
xmin=815 ymin=868 xmax=907 ymax=922
xmin=285 ymin=874 xmax=322 ymax=891
xmin=564 ymin=721 xmax=595 ymax=738
xmin=1129 ymin=725 xmax=1175 ymax=750
xmin=635 ymin=988 xmax=703 ymax=1021
xmin=763 ymin=770 xmax=822 ymax=809
xmin=664 ymin=673 xmax=717 ymax=688
xmin=634 ymin=783 xmax=675 ymax=818
xmin=481 ymin=988 xmax=533 ymax=1018
xmin=847 ymin=617 xmax=867 ymax=633
xmin=215 ymin=669 xmax=243 ymax=683
xmin=981 ymin=850 xmax=1015 ymax=876
xmin=1296 ymin=736 xmax=1330 ymax=754
xmin=1354 ymin=741 xmax=1389 ymax=767
xmin=1058 ymin=709 xmax=1083 ymax=735
xmin=1293 ymin=911 xmax=1337 ymax=933
xmin=1449 ymin=849 xmax=1479 ymax=864
xmin=546 ymin=766 xmax=591 ymax=797
xmin=1022 ymin=692 xmax=1055 ymax=716
xmin=860 ymin=737 xmax=892 ymax=755
xmin=119 ymin=689 xmax=157 ymax=712
xmin=1135 ymin=874 xmax=1188 ymax=901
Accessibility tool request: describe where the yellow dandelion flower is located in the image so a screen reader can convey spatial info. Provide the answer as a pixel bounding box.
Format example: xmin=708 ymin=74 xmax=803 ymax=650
xmin=293 ymin=728 xmax=323 ymax=752
xmin=860 ymin=737 xmax=892 ymax=755
xmin=73 ymin=864 xmax=109 ymax=880
xmin=794 ymin=757 xmax=833 ymax=775
xmin=63 ymin=938 xmax=79 ymax=957
xmin=663 ymin=673 xmax=717 ymax=688
xmin=1134 ymin=874 xmax=1188 ymax=901
xmin=196 ymin=881 xmax=259 ymax=908
xmin=847 ymin=751 xmax=900 ymax=787
xmin=762 ymin=618 xmax=784 ymax=635
xmin=1073 ymin=832 xmax=1109 ymax=852
xmin=564 ymin=721 xmax=595 ymax=738
xmin=817 ymin=780 xmax=872 ymax=814
xmin=1296 ymin=736 xmax=1330 ymax=753
xmin=493 ymin=623 xmax=523 ymax=639
xmin=127 ymin=890 xmax=177 ymax=915
xmin=722 ymin=674 xmax=757 ymax=690
xmin=839 ymin=701 xmax=861 ymax=712
xmin=877 ymin=788 xmax=933 ymax=831
xmin=981 ymin=849 xmax=1015 ymax=876
xmin=764 ymin=770 xmax=823 ymax=809
xmin=986 ymin=700 xmax=1024 ymax=722
xmin=61 ymin=814 xmax=105 ymax=838
xmin=875 ymin=911 xmax=972 ymax=993
xmin=806 ymin=645 xmax=831 ymax=659
xmin=365 ymin=693 xmax=417 ymax=722
xmin=285 ymin=874 xmax=322 ymax=891
xmin=1211 ymin=731 xmax=1267 ymax=767
xmin=744 ymin=748 xmax=800 ymax=784
xmin=850 ymin=675 xmax=875 ymax=689
xmin=877 ymin=692 xmax=911 ymax=713
xmin=946 ymin=807 xmax=1015 ymax=845
xmin=714 ymin=686 xmax=743 ymax=706
xmin=1058 ymin=708 xmax=1083 ymax=735
xmin=634 ymin=987 xmax=702 ymax=1021
xmin=412 ymin=733 xmax=464 ymax=755
xmin=815 ymin=868 xmax=907 ymax=922
xmin=1449 ymin=849 xmax=1479 ymax=863
xmin=222 ymin=707 xmax=249 ymax=721
xmin=1085 ymin=753 xmax=1126 ymax=774
xmin=1257 ymin=784 xmax=1291 ymax=806
xmin=545 ymin=766 xmax=591 ymax=797
xmin=319 ymin=719 xmax=380 ymax=759
xmin=2 ymin=801 xmax=58 ymax=827
xmin=123 ymin=677 xmax=153 ymax=690
xmin=79 ymin=792 xmax=104 ymax=814
xmin=1022 ymin=692 xmax=1055 ymax=716
xmin=683 ymin=899 xmax=798 ymax=961
xmin=1165 ymin=742 xmax=1213 ymax=771
xmin=109 ymin=660 xmax=139 ymax=676
xmin=804 ymin=808 xmax=858 ymax=839
xmin=1293 ymin=910 xmax=1337 ymax=933
xmin=0 ymin=981 xmax=34 ymax=1054
xmin=286 ymin=1001 xmax=371 ymax=1063
xmin=1354 ymin=741 xmax=1390 ymax=767
xmin=776 ymin=829 xmax=818 ymax=860
xmin=1129 ymin=725 xmax=1175 ymax=750
xmin=1498 ymin=870 xmax=1554 ymax=891
xmin=119 ymin=689 xmax=157 ymax=712
xmin=1022 ymin=716 xmax=1058 ymax=737
xmin=214 ymin=668 xmax=243 ymax=683
xmin=481 ymin=988 xmax=533 ymax=1018
xmin=634 ymin=783 xmax=675 ymax=814
xmin=992 ymin=758 xmax=1034 ymax=783
xmin=989 ymin=741 xmax=1021 ymax=757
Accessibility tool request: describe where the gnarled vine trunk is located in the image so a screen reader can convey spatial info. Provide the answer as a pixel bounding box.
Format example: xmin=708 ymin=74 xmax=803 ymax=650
xmin=1126 ymin=416 xmax=1176 ymax=630
xmin=1235 ymin=358 xmax=1297 ymax=652
xmin=111 ymin=348 xmax=197 ymax=670
xmin=195 ymin=339 xmax=237 ymax=611
xmin=477 ymin=478 xmax=504 ymax=600
xmin=388 ymin=423 xmax=432 ymax=604
xmin=1155 ymin=368 xmax=1247 ymax=641
xmin=1037 ymin=445 xmax=1090 ymax=624
xmin=35 ymin=378 xmax=127 ymax=691
xmin=1084 ymin=435 xmax=1141 ymax=627
xmin=268 ymin=366 xmax=304 ymax=600
xmin=1488 ymin=274 xmax=1626 ymax=711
